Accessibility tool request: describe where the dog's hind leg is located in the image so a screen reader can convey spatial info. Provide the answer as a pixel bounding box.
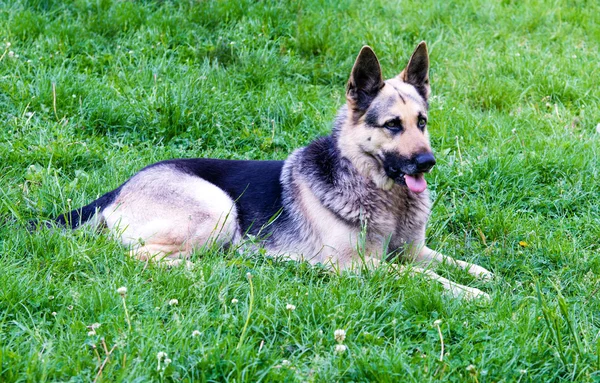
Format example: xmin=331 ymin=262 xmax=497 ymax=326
xmin=121 ymin=210 xmax=240 ymax=268
xmin=397 ymin=265 xmax=490 ymax=300
xmin=102 ymin=168 xmax=241 ymax=267
xmin=414 ymin=246 xmax=493 ymax=281
xmin=130 ymin=244 xmax=194 ymax=268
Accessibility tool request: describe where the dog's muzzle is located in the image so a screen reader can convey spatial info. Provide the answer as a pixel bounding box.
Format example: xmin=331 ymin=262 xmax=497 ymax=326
xmin=383 ymin=152 xmax=436 ymax=193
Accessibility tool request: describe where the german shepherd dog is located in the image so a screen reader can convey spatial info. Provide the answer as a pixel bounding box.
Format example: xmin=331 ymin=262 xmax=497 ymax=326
xmin=52 ymin=43 xmax=492 ymax=299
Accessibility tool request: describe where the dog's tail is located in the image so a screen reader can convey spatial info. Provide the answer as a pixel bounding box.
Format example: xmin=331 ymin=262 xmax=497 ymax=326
xmin=29 ymin=187 xmax=122 ymax=231
xmin=56 ymin=187 xmax=122 ymax=229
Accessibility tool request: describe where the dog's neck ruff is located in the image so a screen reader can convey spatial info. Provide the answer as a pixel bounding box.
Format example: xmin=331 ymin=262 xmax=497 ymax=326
xmin=285 ymin=135 xmax=431 ymax=231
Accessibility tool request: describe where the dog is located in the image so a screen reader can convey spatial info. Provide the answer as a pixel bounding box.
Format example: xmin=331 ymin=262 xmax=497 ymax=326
xmin=51 ymin=42 xmax=492 ymax=299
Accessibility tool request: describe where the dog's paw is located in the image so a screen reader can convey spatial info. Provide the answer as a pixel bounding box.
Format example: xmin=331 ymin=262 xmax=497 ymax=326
xmin=464 ymin=287 xmax=490 ymax=301
xmin=446 ymin=284 xmax=490 ymax=301
xmin=469 ymin=265 xmax=494 ymax=282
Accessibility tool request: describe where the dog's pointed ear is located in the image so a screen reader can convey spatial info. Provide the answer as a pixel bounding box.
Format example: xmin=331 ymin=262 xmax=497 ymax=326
xmin=346 ymin=46 xmax=384 ymax=111
xmin=399 ymin=41 xmax=430 ymax=101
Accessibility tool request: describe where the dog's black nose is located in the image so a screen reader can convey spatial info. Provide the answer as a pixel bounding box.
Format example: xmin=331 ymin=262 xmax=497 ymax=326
xmin=414 ymin=153 xmax=436 ymax=173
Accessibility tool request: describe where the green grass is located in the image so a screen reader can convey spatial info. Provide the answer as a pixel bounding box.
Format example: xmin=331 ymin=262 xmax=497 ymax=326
xmin=1 ymin=0 xmax=600 ymax=381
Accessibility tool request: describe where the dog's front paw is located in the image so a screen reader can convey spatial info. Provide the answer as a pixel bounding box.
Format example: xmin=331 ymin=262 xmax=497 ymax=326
xmin=469 ymin=265 xmax=494 ymax=282
xmin=446 ymin=284 xmax=490 ymax=301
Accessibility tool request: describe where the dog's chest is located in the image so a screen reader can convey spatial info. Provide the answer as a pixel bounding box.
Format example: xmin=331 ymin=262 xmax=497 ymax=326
xmin=352 ymin=185 xmax=431 ymax=245
xmin=303 ymin=172 xmax=431 ymax=252
xmin=385 ymin=187 xmax=431 ymax=245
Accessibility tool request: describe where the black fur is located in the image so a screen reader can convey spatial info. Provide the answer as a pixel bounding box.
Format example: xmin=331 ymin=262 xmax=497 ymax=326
xmin=382 ymin=152 xmax=416 ymax=183
xmin=347 ymin=47 xmax=384 ymax=112
xmin=299 ymin=136 xmax=341 ymax=187
xmin=403 ymin=43 xmax=430 ymax=102
xmin=364 ymin=109 xmax=380 ymax=127
xmin=142 ymin=159 xmax=285 ymax=236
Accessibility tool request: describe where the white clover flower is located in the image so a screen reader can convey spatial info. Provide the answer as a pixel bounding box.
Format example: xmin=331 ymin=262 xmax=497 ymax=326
xmin=520 ymin=369 xmax=527 ymax=375
xmin=8 ymin=51 xmax=14 ymax=58
xmin=164 ymin=358 xmax=172 ymax=365
xmin=48 ymin=295 xmax=54 ymax=300
xmin=192 ymin=330 xmax=201 ymax=337
xmin=246 ymin=272 xmax=252 ymax=279
xmin=286 ymin=304 xmax=296 ymax=311
xmin=6 ymin=42 xmax=11 ymax=48
xmin=231 ymin=298 xmax=239 ymax=305
xmin=168 ymin=299 xmax=178 ymax=306
xmin=117 ymin=286 xmax=127 ymax=296
xmin=51 ymin=312 xmax=57 ymax=317
xmin=67 ymin=305 xmax=73 ymax=311
xmin=334 ymin=344 xmax=347 ymax=354
xmin=433 ymin=319 xmax=442 ymax=326
xmin=281 ymin=359 xmax=291 ymax=366
xmin=334 ymin=329 xmax=346 ymax=343
xmin=466 ymin=364 xmax=476 ymax=373
xmin=157 ymin=351 xmax=167 ymax=360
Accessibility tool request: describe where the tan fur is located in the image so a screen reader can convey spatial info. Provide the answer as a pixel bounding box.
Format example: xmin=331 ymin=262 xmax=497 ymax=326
xmin=285 ymin=172 xmax=392 ymax=267
xmin=278 ymin=173 xmax=361 ymax=266
xmin=102 ymin=165 xmax=240 ymax=263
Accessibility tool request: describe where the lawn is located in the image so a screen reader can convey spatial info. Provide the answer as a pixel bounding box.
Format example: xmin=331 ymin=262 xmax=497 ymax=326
xmin=1 ymin=0 xmax=599 ymax=381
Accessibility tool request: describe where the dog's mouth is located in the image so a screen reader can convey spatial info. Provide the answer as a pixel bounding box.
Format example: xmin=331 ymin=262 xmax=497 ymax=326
xmin=386 ymin=167 xmax=428 ymax=194
xmin=402 ymin=173 xmax=428 ymax=194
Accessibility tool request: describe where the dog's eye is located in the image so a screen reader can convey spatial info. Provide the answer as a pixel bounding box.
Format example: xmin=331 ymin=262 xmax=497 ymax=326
xmin=417 ymin=117 xmax=427 ymax=129
xmin=384 ymin=119 xmax=402 ymax=133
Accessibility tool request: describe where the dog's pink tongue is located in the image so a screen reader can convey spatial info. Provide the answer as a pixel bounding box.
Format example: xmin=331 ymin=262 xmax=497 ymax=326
xmin=404 ymin=174 xmax=427 ymax=193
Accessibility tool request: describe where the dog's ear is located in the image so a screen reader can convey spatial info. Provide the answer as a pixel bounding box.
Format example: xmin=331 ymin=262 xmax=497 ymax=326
xmin=346 ymin=46 xmax=384 ymax=111
xmin=399 ymin=41 xmax=430 ymax=101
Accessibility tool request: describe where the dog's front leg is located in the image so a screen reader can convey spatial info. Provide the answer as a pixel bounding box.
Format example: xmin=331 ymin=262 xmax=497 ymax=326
xmin=396 ymin=265 xmax=490 ymax=300
xmin=414 ymin=246 xmax=493 ymax=281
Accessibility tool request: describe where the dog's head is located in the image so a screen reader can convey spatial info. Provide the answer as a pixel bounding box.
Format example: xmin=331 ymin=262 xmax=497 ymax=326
xmin=338 ymin=42 xmax=435 ymax=193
